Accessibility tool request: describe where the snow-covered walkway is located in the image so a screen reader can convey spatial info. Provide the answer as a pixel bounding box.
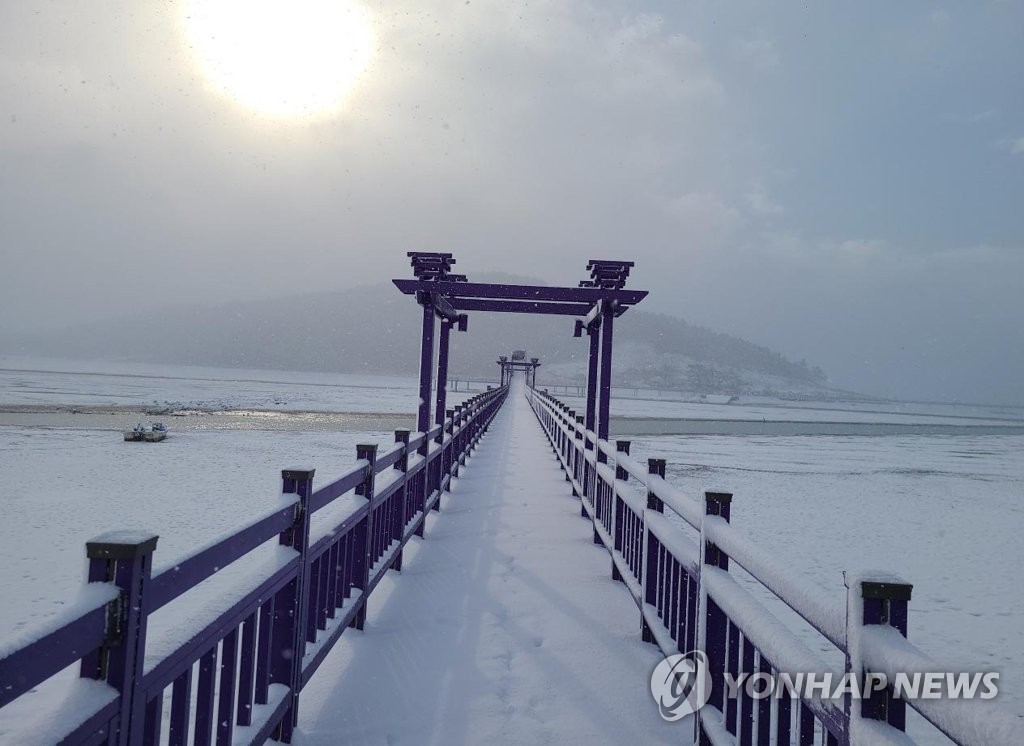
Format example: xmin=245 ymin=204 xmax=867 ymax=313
xmin=293 ymin=380 xmax=676 ymax=745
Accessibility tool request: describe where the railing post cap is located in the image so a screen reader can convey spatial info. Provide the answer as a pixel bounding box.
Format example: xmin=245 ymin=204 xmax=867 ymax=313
xmin=394 ymin=429 xmax=411 ymax=441
xmin=575 ymin=415 xmax=584 ymax=423
xmin=356 ymin=443 xmax=379 ymax=455
xmin=616 ymin=439 xmax=631 ymax=449
xmin=282 ymin=468 xmax=316 ymax=481
xmin=86 ymin=531 xmax=159 ymax=560
xmin=648 ymin=457 xmax=666 ymax=468
xmin=704 ymin=490 xmax=733 ymax=504
xmin=845 ymin=571 xmax=913 ymax=601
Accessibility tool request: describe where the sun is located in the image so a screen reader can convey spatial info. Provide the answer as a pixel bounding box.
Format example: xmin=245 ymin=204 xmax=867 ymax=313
xmin=181 ymin=0 xmax=374 ymax=119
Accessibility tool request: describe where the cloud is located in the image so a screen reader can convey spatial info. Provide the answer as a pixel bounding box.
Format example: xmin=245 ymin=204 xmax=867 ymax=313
xmin=745 ymin=183 xmax=784 ymax=217
xmin=967 ymin=109 xmax=996 ymax=124
xmin=732 ymin=36 xmax=779 ymax=71
xmin=663 ymin=192 xmax=742 ymax=241
xmin=2 ymin=0 xmax=1022 ymax=402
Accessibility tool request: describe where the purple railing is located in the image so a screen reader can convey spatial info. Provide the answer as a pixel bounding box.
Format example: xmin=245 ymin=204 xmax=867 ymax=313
xmin=526 ymin=386 xmax=1018 ymax=746
xmin=0 ymin=384 xmax=508 ymax=745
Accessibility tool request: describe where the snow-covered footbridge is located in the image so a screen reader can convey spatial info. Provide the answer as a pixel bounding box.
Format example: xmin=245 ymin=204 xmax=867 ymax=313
xmin=0 ymin=256 xmax=1016 ymax=746
xmin=295 ymin=378 xmax=673 ymax=745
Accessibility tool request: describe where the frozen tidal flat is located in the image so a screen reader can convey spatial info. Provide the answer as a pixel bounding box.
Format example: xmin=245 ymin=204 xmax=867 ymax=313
xmin=1 ymin=358 xmax=1021 ymax=729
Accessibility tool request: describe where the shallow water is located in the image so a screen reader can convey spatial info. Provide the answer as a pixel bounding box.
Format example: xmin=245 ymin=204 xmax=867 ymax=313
xmin=0 ymin=406 xmax=413 ymax=432
xmin=613 ymin=417 xmax=1024 ymax=437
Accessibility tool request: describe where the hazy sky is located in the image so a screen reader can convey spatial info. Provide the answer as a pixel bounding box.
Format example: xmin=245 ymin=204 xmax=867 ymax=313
xmin=2 ymin=1 xmax=1022 ymax=403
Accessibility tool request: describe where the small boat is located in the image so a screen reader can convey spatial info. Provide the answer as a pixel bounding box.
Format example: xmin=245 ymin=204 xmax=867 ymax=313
xmin=143 ymin=422 xmax=167 ymax=442
xmin=124 ymin=422 xmax=168 ymax=442
xmin=124 ymin=423 xmax=145 ymax=442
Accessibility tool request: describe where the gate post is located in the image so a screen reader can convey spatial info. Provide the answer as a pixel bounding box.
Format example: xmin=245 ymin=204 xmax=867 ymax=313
xmin=597 ymin=301 xmax=615 ymax=446
xmin=585 ymin=322 xmax=600 ymax=435
xmin=416 ymin=298 xmax=435 ymax=434
xmin=434 ymin=319 xmax=451 ymax=431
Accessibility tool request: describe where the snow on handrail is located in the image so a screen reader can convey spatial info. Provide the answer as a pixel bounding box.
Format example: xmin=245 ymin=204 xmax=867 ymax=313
xmin=860 ymin=626 xmax=1020 ymax=746
xmin=615 ymin=451 xmax=648 ymax=483
xmin=375 ymin=442 xmax=405 ymax=472
xmin=597 ymin=438 xmax=618 ymax=461
xmin=645 ymin=510 xmax=700 ymax=574
xmin=0 ymin=583 xmax=119 ymax=707
xmin=704 ymin=515 xmax=846 ymax=648
xmin=703 ymin=567 xmax=845 ymax=730
xmin=645 ymin=474 xmax=703 ymax=530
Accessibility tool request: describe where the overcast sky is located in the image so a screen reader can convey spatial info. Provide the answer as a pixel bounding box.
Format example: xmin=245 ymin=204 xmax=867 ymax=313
xmin=2 ymin=1 xmax=1022 ymax=403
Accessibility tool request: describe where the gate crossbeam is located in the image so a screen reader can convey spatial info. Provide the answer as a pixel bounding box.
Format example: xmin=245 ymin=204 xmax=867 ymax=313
xmin=396 ymin=252 xmax=647 ymax=459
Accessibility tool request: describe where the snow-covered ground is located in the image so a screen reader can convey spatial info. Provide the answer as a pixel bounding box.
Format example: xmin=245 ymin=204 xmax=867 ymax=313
xmin=0 ymin=357 xmax=1021 ymax=740
xmin=0 ymin=427 xmax=394 ymax=638
xmin=626 ymin=432 xmax=1024 ymax=724
xmin=0 ymin=356 xmax=451 ymax=413
xmin=556 ymin=393 xmax=1024 ymax=428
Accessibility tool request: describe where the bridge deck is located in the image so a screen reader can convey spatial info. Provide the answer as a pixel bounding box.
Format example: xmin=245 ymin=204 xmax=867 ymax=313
xmin=294 ymin=380 xmax=676 ymax=745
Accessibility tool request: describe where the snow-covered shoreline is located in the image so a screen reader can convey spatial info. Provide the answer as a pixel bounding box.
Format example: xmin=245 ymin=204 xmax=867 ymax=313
xmin=1 ymin=358 xmax=1021 ymax=729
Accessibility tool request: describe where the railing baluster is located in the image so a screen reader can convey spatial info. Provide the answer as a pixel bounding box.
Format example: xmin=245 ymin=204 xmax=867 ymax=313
xmin=306 ymin=556 xmax=321 ymax=643
xmin=194 ymin=645 xmax=218 ymax=746
xmin=575 ymin=416 xmax=585 ymax=508
xmin=324 ymin=544 xmax=338 ymax=622
xmin=168 ymin=667 xmax=192 ymax=746
xmin=216 ymin=627 xmax=239 ymax=746
xmin=254 ymin=598 xmax=273 ymax=706
xmin=739 ymin=635 xmax=755 ymax=745
xmin=777 ymin=679 xmax=793 ymax=745
xmin=610 ymin=439 xmax=630 ymax=582
xmin=641 ymin=531 xmax=659 ymax=644
xmin=237 ymin=613 xmax=257 ymax=727
xmin=726 ymin=621 xmax=740 ymax=735
xmin=798 ymin=703 xmax=814 ymax=746
xmin=141 ymin=689 xmax=162 ymax=746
